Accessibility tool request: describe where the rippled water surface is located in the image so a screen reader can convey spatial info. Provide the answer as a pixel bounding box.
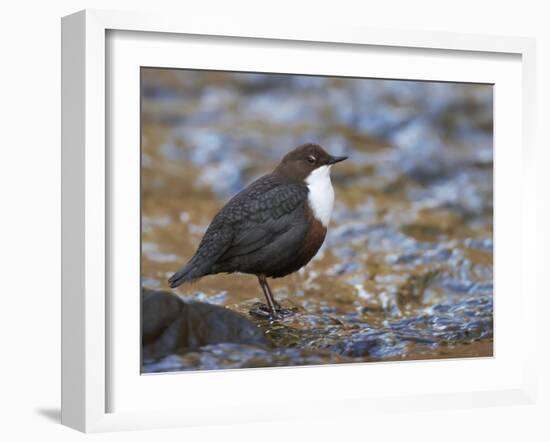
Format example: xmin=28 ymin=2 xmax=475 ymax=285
xmin=141 ymin=69 xmax=493 ymax=372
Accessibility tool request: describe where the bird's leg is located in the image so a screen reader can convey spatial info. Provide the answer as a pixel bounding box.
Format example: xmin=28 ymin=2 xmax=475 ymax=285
xmin=261 ymin=276 xmax=282 ymax=309
xmin=257 ymin=274 xmax=279 ymax=318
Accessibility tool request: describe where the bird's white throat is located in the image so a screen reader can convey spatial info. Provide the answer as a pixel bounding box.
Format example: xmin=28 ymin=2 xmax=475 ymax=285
xmin=305 ymin=165 xmax=334 ymax=227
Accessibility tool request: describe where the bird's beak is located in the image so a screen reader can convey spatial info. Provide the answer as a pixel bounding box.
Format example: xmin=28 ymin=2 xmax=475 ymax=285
xmin=327 ymin=155 xmax=348 ymax=165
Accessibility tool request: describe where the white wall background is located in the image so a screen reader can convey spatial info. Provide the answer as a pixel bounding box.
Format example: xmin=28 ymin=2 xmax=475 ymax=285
xmin=0 ymin=1 xmax=547 ymax=441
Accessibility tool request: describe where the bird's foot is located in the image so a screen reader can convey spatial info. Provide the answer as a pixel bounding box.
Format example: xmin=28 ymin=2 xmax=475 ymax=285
xmin=249 ymin=302 xmax=296 ymax=320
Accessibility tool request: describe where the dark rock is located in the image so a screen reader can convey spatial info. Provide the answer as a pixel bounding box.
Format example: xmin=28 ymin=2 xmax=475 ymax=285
xmin=142 ymin=288 xmax=270 ymax=361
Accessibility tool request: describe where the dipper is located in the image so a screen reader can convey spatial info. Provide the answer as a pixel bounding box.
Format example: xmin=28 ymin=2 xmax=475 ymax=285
xmin=168 ymin=143 xmax=347 ymax=318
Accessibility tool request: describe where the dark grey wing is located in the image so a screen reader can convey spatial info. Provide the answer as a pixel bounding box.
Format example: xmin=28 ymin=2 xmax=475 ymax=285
xmin=169 ymin=174 xmax=307 ymax=287
xmin=215 ymin=177 xmax=308 ymax=263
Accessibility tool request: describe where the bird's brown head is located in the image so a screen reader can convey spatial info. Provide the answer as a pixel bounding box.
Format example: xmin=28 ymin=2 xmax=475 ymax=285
xmin=273 ymin=143 xmax=347 ymax=183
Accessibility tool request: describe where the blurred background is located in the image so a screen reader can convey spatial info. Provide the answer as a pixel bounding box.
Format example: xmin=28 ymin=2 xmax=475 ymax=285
xmin=141 ymin=68 xmax=493 ymax=372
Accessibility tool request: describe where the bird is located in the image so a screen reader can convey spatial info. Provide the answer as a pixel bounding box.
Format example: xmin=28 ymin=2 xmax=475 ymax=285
xmin=168 ymin=143 xmax=347 ymax=318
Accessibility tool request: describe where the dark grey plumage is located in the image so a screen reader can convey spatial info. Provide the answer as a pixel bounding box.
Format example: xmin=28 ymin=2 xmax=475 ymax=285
xmin=168 ymin=174 xmax=308 ymax=287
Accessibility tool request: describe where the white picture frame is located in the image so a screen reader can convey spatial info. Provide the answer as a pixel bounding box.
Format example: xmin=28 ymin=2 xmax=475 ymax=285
xmin=61 ymin=9 xmax=537 ymax=433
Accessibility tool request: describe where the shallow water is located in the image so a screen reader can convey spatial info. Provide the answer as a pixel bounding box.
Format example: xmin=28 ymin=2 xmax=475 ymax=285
xmin=141 ymin=69 xmax=493 ymax=372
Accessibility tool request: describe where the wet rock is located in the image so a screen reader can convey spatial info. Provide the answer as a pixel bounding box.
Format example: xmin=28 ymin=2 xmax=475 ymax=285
xmin=142 ymin=288 xmax=270 ymax=361
xmin=248 ymin=302 xmax=298 ymax=319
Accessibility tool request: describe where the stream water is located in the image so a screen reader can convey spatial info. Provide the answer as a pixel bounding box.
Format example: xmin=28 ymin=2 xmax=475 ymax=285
xmin=141 ymin=69 xmax=493 ymax=372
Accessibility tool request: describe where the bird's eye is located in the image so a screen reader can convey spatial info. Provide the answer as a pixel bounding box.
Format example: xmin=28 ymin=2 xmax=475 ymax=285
xmin=307 ymin=155 xmax=316 ymax=163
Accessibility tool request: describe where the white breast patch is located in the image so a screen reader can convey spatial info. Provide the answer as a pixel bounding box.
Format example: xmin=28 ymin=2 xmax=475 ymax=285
xmin=305 ymin=165 xmax=334 ymax=227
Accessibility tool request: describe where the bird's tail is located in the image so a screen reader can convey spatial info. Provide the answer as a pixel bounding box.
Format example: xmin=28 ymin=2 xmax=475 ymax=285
xmin=167 ymin=253 xmax=212 ymax=288
xmin=168 ymin=223 xmax=229 ymax=288
xmin=168 ymin=263 xmax=200 ymax=288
